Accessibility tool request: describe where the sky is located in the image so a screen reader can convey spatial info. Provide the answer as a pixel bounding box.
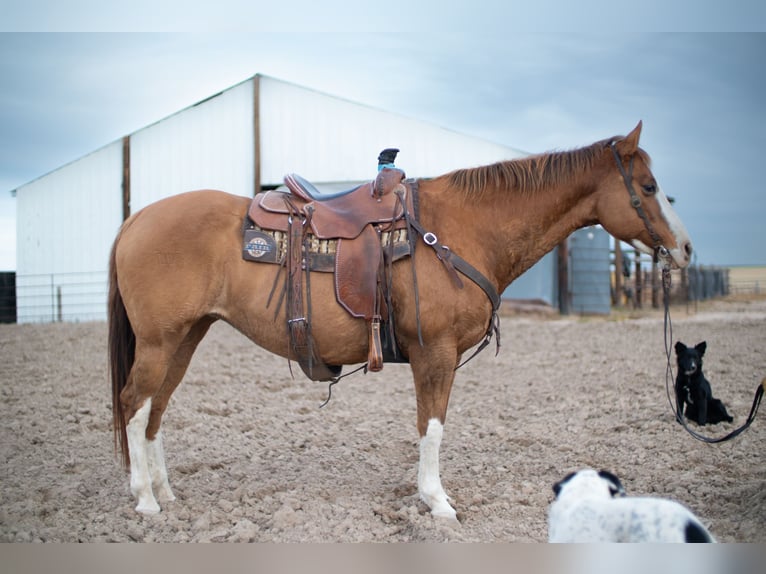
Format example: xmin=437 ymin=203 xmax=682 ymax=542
xmin=1 ymin=4 xmax=765 ymax=271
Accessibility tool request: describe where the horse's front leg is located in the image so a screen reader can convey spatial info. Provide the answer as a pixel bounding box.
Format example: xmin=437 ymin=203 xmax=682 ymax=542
xmin=410 ymin=345 xmax=459 ymax=521
xmin=419 ymin=418 xmax=456 ymax=520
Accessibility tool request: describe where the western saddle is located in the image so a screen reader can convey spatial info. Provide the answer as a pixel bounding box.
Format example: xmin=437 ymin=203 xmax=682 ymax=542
xmin=243 ymin=149 xmax=415 ymax=381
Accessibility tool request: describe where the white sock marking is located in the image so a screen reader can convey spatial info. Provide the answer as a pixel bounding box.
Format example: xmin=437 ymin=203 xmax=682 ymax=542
xmin=126 ymin=399 xmax=160 ymax=514
xmin=148 ymin=430 xmax=175 ymax=502
xmin=418 ymin=418 xmax=457 ymax=520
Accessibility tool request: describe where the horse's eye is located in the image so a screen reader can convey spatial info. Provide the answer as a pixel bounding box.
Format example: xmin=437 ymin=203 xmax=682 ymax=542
xmin=642 ymin=183 xmax=657 ymax=195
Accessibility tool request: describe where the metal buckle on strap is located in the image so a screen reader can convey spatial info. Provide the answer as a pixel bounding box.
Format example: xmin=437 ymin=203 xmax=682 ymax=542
xmin=423 ymin=232 xmax=438 ymax=246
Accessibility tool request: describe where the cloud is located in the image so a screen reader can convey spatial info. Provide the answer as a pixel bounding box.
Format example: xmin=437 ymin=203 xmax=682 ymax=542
xmin=1 ymin=32 xmax=764 ymax=268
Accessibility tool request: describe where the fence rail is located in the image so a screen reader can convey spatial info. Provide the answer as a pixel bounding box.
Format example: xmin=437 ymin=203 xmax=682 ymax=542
xmin=612 ymin=250 xmax=731 ymax=309
xmin=728 ymin=280 xmax=762 ymax=295
xmin=0 ymin=262 xmax=755 ymax=324
xmin=2 ymin=271 xmax=108 ymax=323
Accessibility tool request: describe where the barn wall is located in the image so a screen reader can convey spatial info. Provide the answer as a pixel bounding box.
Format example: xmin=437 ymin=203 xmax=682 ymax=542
xmin=258 ymin=76 xmax=525 ymax=185
xmin=15 ymin=141 xmax=123 ymax=322
xmin=502 ymin=250 xmax=558 ymax=306
xmin=14 ymin=74 xmax=543 ymax=323
xmin=129 ymin=79 xmax=255 ymax=213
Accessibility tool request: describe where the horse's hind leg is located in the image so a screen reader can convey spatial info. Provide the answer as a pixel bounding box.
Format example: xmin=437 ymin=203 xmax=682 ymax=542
xmin=125 ymin=400 xmax=158 ymax=513
xmin=144 ymin=318 xmax=215 ymax=504
xmin=122 ymin=336 xmax=185 ymax=514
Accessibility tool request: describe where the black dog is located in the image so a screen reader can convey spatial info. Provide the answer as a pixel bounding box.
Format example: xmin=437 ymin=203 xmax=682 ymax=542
xmin=674 ymin=341 xmax=733 ymax=426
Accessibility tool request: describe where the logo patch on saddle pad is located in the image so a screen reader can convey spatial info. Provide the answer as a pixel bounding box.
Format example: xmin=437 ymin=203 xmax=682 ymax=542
xmin=242 ymin=222 xmax=410 ymax=271
xmin=243 ymin=230 xmax=280 ymax=263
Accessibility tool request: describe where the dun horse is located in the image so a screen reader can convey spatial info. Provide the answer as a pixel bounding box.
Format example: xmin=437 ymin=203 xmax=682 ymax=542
xmin=109 ymin=122 xmax=692 ymax=519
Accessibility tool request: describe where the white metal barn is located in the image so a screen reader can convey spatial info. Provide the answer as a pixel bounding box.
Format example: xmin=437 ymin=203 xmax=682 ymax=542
xmin=14 ymin=74 xmax=538 ymax=323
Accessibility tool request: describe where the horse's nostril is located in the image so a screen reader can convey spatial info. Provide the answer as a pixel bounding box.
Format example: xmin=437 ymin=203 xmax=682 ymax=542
xmin=683 ymin=242 xmax=693 ymax=258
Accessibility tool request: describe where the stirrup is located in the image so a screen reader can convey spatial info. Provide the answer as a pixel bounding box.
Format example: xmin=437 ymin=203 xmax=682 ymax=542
xmin=367 ymin=318 xmax=383 ymax=372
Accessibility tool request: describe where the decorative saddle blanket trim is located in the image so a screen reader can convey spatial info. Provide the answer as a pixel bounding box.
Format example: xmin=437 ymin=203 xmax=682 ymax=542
xmin=243 ymin=224 xmax=410 ymax=271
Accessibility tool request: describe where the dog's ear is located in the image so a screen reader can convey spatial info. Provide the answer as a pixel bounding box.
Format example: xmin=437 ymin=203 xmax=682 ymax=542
xmin=598 ymin=470 xmax=626 ymax=497
xmin=552 ymin=471 xmax=576 ymax=498
xmin=695 ymin=341 xmax=707 ymax=356
xmin=675 ymin=341 xmax=687 ymax=355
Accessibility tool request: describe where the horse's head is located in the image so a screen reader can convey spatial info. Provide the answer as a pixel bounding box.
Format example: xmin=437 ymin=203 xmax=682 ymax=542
xmin=596 ymin=121 xmax=692 ymax=269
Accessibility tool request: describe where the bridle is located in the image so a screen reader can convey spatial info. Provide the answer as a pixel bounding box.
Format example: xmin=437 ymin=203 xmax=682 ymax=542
xmin=611 ymin=141 xmax=763 ymax=443
xmin=609 ymin=142 xmax=669 ymax=262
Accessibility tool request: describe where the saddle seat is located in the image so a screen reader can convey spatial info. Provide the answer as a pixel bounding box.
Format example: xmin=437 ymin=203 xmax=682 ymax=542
xmin=283 ymin=173 xmax=362 ymax=201
xmin=245 ymin=161 xmax=412 ymax=381
xmin=251 ymin=169 xmax=407 ymax=239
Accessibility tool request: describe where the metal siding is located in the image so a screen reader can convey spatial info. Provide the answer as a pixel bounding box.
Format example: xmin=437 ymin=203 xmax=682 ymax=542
xmin=258 ymin=76 xmax=525 ymax=185
xmin=15 ymin=141 xmax=123 ymax=322
xmin=502 ymin=250 xmax=558 ymax=306
xmin=14 ymin=74 xmax=540 ymax=323
xmin=129 ymin=79 xmax=254 ymax=212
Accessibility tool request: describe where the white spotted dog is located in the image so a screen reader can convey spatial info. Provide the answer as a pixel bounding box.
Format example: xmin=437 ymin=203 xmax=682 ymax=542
xmin=548 ymin=469 xmax=716 ymax=543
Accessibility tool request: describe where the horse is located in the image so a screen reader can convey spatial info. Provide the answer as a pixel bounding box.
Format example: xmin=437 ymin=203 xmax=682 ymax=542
xmin=109 ymin=121 xmax=692 ymax=520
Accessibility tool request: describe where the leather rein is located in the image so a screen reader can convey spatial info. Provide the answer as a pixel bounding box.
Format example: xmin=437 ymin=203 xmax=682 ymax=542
xmin=610 ymin=142 xmax=763 ymax=442
xmin=660 ymin=268 xmax=764 ymax=443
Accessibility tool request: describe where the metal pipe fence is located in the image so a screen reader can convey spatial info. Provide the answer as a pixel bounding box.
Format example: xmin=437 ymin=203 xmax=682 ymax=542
xmin=1 ymin=271 xmax=108 ymax=324
xmin=612 ymin=251 xmax=732 ymax=309
xmin=0 ymin=262 xmax=757 ymax=325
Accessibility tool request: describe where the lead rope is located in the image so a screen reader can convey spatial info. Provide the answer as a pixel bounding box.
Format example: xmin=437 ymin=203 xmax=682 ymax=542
xmin=662 ymin=264 xmax=763 ymax=443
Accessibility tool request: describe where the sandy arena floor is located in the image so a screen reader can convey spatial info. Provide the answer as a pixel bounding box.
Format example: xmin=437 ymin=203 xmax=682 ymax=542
xmin=1 ymin=297 xmax=764 ymax=542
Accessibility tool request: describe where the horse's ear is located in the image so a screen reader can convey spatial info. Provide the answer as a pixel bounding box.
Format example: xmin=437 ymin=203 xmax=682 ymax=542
xmin=616 ymin=120 xmax=643 ymax=155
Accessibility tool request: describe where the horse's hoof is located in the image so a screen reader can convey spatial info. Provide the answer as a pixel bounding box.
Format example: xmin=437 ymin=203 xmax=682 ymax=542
xmin=431 ymin=506 xmax=459 ymax=523
xmin=155 ymin=486 xmax=176 ymax=503
xmin=135 ymin=501 xmax=161 ymax=515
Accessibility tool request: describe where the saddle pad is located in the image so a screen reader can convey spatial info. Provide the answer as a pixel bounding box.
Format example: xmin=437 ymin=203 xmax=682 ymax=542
xmin=242 ymin=223 xmax=410 ymax=272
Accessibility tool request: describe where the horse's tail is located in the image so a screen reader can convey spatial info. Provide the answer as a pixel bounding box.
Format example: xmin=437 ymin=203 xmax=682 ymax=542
xmin=108 ymin=228 xmax=134 ymax=468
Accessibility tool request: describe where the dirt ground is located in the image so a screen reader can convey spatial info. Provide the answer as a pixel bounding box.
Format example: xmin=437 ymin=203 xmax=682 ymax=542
xmin=1 ymin=296 xmax=764 ymax=542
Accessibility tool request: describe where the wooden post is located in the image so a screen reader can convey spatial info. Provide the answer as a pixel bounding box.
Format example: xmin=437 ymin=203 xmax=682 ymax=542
xmin=253 ymin=74 xmax=261 ymax=196
xmin=121 ymin=135 xmax=131 ymax=221
xmin=558 ymin=239 xmax=570 ymax=315
xmin=634 ymin=250 xmax=642 ymax=308
xmin=56 ymin=285 xmax=62 ymax=323
xmin=613 ymin=242 xmax=623 ymax=307
xmin=651 ymin=255 xmax=660 ymax=309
